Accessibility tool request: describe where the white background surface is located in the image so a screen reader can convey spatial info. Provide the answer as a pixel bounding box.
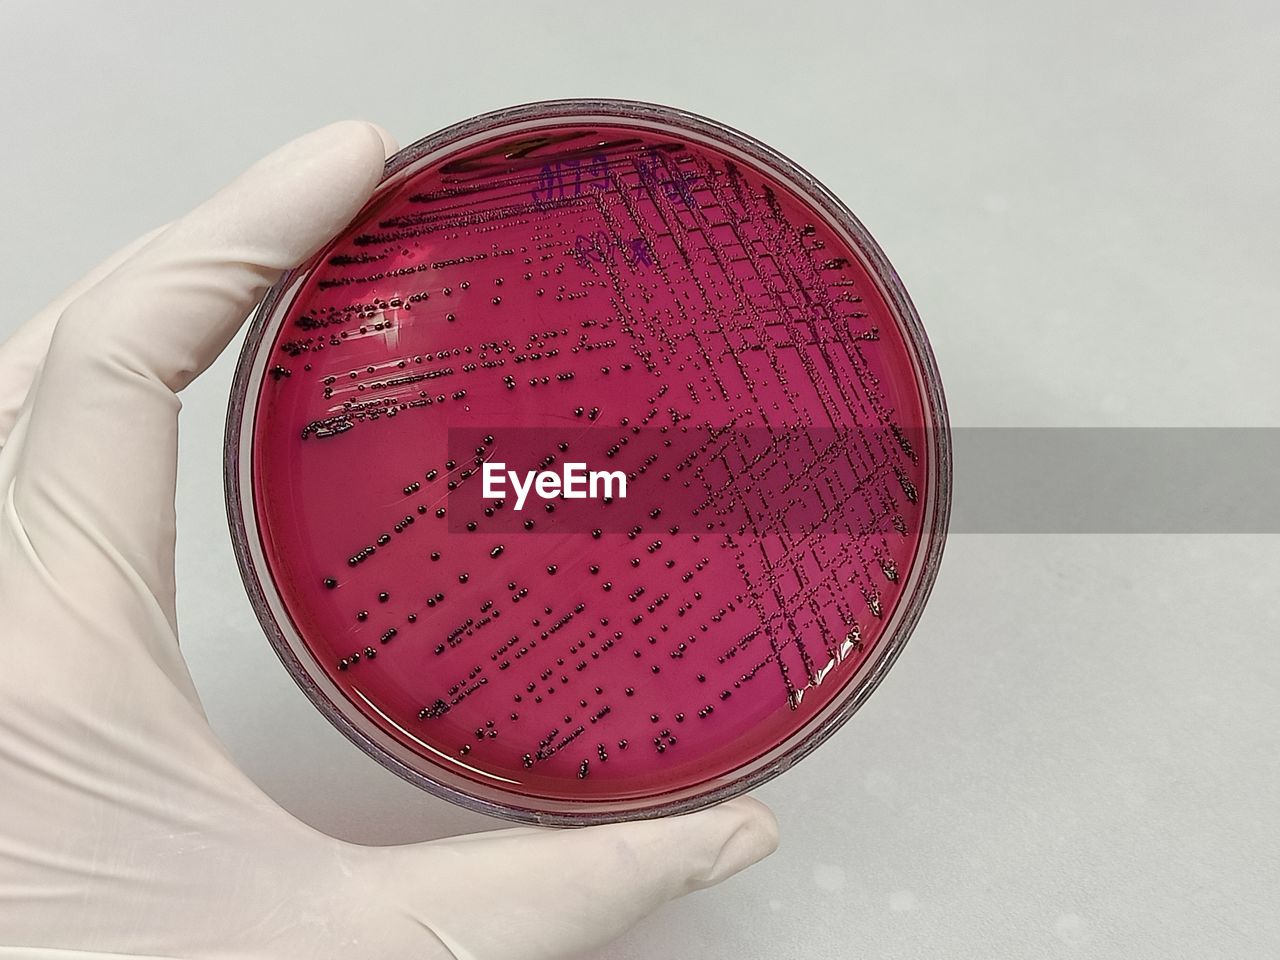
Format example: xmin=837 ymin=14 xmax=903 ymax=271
xmin=2 ymin=1 xmax=1277 ymax=957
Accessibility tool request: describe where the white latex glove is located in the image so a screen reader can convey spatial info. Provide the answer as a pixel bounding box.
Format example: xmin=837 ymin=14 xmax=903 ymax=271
xmin=0 ymin=121 xmax=778 ymax=960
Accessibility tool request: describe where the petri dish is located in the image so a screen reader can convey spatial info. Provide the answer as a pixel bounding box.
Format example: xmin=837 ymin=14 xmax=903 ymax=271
xmin=225 ymin=100 xmax=950 ymax=825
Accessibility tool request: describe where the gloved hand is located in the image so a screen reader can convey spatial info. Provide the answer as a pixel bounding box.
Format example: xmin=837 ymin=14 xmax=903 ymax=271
xmin=0 ymin=121 xmax=778 ymax=960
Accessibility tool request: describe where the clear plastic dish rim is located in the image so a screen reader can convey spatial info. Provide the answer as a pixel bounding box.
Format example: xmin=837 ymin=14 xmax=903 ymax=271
xmin=224 ymin=98 xmax=953 ymax=826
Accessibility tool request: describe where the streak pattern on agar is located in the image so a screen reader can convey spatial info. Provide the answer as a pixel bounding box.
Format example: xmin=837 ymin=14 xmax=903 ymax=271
xmin=244 ymin=116 xmax=940 ymax=808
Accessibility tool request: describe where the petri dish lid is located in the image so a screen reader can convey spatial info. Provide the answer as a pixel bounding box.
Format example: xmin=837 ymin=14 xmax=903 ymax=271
xmin=225 ymin=99 xmax=950 ymax=825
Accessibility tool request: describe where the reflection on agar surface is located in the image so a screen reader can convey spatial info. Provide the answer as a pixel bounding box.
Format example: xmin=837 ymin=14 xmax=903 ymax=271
xmin=247 ymin=117 xmax=937 ymax=807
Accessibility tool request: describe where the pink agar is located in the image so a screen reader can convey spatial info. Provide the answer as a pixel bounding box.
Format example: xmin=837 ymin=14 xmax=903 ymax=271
xmin=249 ymin=120 xmax=935 ymax=805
